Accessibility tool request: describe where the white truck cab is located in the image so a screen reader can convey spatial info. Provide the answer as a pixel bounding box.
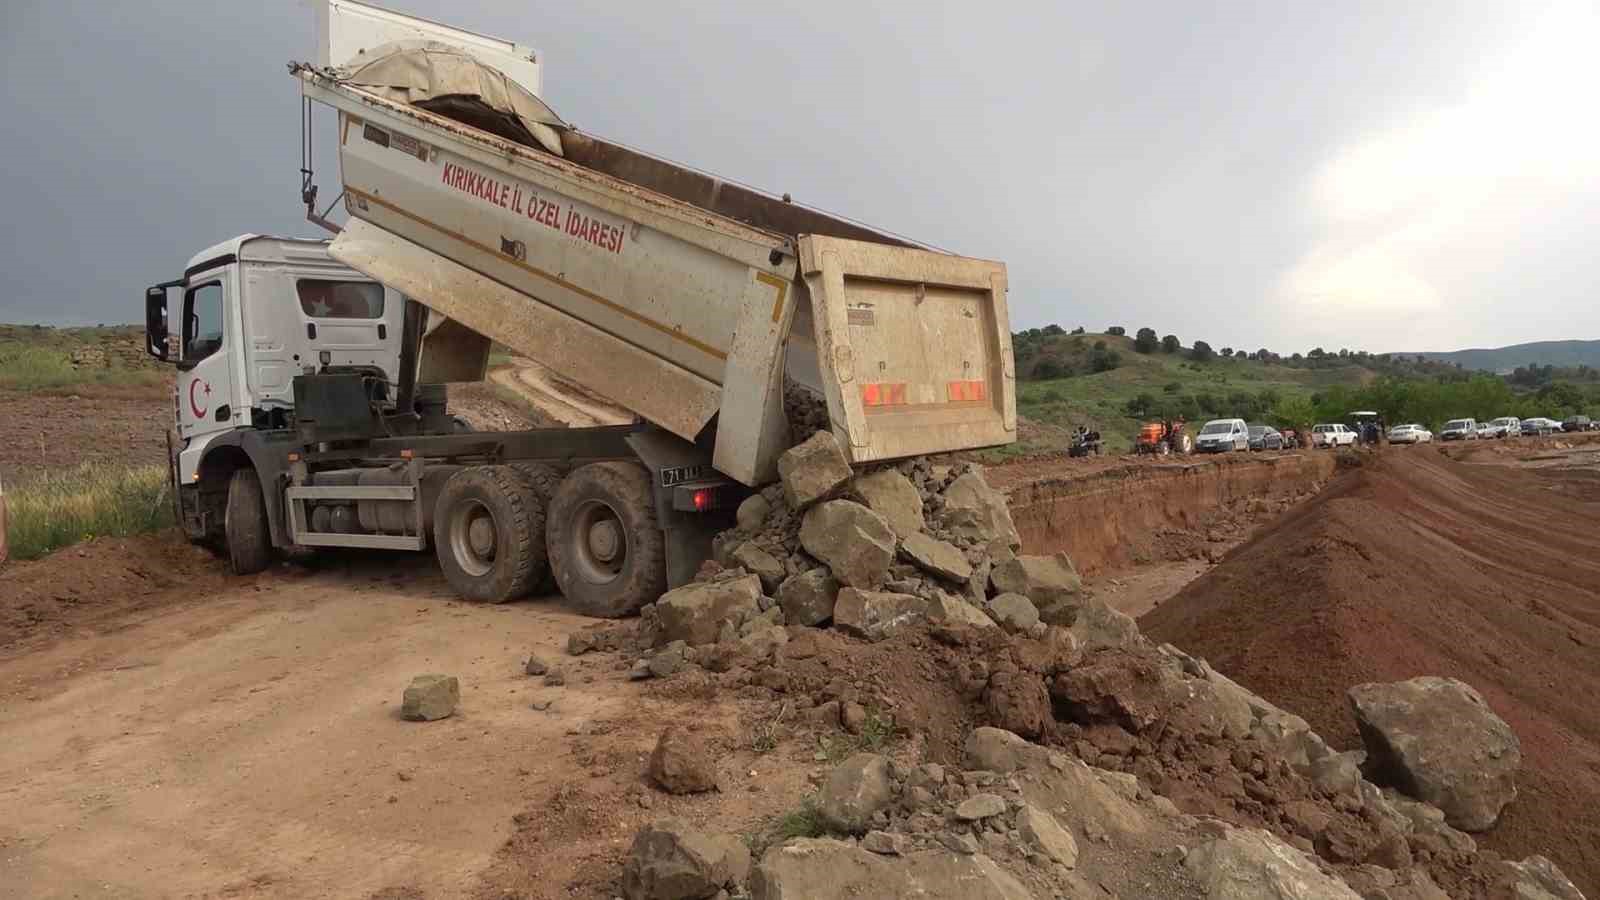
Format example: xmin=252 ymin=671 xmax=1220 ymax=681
xmin=148 ymin=235 xmax=405 ymax=485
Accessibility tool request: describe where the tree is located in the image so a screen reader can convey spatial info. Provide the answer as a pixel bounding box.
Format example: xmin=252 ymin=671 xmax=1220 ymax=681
xmin=1161 ymin=334 xmax=1181 ymax=354
xmin=1191 ymin=340 xmax=1216 ymax=362
xmin=1089 ymin=348 xmax=1121 ymax=373
xmin=1308 ymin=347 xmax=1326 ymax=360
xmin=1124 ymin=392 xmax=1158 ymax=418
xmin=1163 ymin=381 xmax=1183 ymax=394
xmin=1032 ymin=358 xmax=1064 ymax=380
xmin=1070 ymin=326 xmax=1086 ymax=335
xmin=1220 ymin=347 xmax=1234 ymax=358
xmin=1134 ymin=327 xmax=1160 ymax=354
xmin=1107 ymin=326 xmax=1126 ymax=336
xmin=1256 ymin=348 xmax=1270 ymax=362
xmin=1271 ymin=395 xmax=1317 ymax=436
xmin=1042 ymin=324 xmax=1065 ymax=336
xmin=1093 ymin=340 xmax=1107 ymax=351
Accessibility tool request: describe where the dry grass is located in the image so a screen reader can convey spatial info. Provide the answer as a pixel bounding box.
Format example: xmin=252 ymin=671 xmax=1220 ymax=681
xmin=4 ymin=464 xmax=173 ymax=560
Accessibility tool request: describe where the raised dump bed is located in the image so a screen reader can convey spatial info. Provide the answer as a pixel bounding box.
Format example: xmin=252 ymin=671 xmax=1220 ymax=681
xmin=294 ymin=33 xmax=1015 ymax=486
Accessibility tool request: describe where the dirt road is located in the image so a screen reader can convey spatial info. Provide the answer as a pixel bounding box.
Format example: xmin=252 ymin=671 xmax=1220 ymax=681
xmin=487 ymin=358 xmax=631 ymax=428
xmin=0 ymin=555 xmax=658 ymax=900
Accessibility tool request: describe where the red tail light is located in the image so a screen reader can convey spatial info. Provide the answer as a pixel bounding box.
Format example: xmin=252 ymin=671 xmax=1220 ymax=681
xmin=692 ymin=489 xmax=711 ymax=511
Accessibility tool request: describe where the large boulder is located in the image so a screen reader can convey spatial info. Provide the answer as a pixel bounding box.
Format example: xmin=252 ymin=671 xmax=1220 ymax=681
xmin=730 ymin=541 xmax=787 ymax=593
xmin=648 ymin=727 xmax=717 ymax=795
xmin=938 ymin=471 xmax=1020 ymax=550
xmin=621 ymin=819 xmax=751 ymax=900
xmin=1494 ymin=855 xmax=1586 ymax=900
xmin=852 ymin=469 xmax=924 ymax=539
xmin=964 ymin=726 xmax=1036 ymax=774
xmin=1183 ymin=826 xmax=1362 ymax=899
xmin=778 ymin=431 xmax=852 ymax=508
xmin=987 ymin=593 xmax=1040 ymax=633
xmin=400 ymin=674 xmax=459 ymax=721
xmin=990 ymin=553 xmax=1081 ymax=608
xmin=923 ymin=593 xmax=997 ymax=631
xmin=799 ymin=501 xmax=896 ymax=589
xmin=751 ymin=838 xmax=1032 ymax=900
xmin=816 ymin=753 xmax=894 ymax=834
xmin=650 ymin=574 xmax=763 ymax=647
xmin=833 ymin=588 xmax=925 ymax=641
xmin=1348 ymin=677 xmax=1521 ymax=832
xmin=735 ymin=493 xmax=771 ymax=533
xmin=899 ymin=532 xmax=973 ymax=583
xmin=1065 ymin=597 xmax=1142 ymax=650
xmin=1015 ymin=803 xmax=1078 ymax=868
xmin=776 ymin=568 xmax=839 ymax=626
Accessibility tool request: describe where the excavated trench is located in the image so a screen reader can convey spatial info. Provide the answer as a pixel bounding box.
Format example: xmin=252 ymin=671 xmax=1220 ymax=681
xmin=997 ymin=452 xmax=1338 ymax=574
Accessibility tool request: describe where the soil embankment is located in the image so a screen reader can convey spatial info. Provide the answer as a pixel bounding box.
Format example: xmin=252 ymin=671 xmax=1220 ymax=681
xmin=1143 ymin=446 xmax=1600 ymax=895
xmin=996 ymin=451 xmax=1336 ymax=573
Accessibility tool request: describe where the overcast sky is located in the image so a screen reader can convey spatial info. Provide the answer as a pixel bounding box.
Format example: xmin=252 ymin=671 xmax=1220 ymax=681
xmin=1 ymin=1 xmax=1594 ymax=353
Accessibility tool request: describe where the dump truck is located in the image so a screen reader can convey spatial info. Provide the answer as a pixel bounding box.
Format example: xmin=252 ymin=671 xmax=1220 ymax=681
xmin=142 ymin=0 xmax=1015 ymax=617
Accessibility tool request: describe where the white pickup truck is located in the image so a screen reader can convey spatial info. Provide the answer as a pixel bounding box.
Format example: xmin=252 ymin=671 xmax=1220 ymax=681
xmin=143 ymin=1 xmax=1016 ymax=617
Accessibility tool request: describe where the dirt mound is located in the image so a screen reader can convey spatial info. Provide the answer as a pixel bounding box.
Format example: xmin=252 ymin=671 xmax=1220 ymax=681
xmin=1143 ymin=446 xmax=1600 ymax=895
xmin=0 ymin=531 xmax=233 ymax=654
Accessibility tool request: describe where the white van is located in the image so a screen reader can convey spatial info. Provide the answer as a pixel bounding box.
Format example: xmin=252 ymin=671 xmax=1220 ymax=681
xmin=1196 ymin=418 xmax=1250 ymax=453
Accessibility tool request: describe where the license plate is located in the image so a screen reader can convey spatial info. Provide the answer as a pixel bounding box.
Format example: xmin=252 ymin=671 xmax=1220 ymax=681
xmin=660 ymin=464 xmax=710 ymax=487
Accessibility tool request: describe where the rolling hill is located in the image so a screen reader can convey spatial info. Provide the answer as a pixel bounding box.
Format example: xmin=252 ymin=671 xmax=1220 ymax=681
xmin=1409 ymin=339 xmax=1600 ymax=372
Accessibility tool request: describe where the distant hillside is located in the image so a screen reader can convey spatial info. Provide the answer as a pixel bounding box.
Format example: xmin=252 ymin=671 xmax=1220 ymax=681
xmin=1410 ymin=339 xmax=1600 ymax=372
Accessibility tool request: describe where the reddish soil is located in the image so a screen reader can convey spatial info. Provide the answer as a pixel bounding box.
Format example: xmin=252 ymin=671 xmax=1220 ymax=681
xmin=1143 ymin=446 xmax=1600 ymax=896
xmin=0 ymin=385 xmax=171 ymax=485
xmin=0 ymin=531 xmax=233 ymax=656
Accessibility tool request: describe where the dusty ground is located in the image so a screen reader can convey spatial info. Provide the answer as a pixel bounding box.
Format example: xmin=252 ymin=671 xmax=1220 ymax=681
xmin=0 ymin=385 xmax=172 ymax=486
xmin=0 ymin=547 xmax=827 ymax=900
xmin=487 ymin=357 xmax=632 ymax=428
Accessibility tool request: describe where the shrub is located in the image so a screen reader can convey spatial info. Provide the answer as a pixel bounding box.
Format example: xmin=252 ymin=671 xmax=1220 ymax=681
xmin=4 ymin=464 xmax=172 ymax=559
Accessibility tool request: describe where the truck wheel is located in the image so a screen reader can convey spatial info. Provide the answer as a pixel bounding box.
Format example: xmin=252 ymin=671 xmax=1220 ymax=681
xmin=510 ymin=463 xmax=564 ymax=595
xmin=225 ymin=468 xmax=273 ymax=575
xmin=547 ymin=462 xmax=667 ymax=619
xmin=433 ymin=467 xmax=546 ymax=603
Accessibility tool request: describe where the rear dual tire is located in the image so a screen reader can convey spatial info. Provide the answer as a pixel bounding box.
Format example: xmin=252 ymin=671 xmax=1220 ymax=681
xmin=546 ymin=462 xmax=667 ymax=619
xmin=433 ymin=466 xmax=548 ymax=603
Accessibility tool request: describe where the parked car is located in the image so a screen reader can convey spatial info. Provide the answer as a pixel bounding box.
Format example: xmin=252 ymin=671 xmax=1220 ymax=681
xmin=1196 ymin=418 xmax=1250 ymax=453
xmin=1488 ymin=416 xmax=1520 ymax=438
xmin=1247 ymin=424 xmax=1284 ymax=451
xmin=1440 ymin=418 xmax=1479 ymax=441
xmin=1387 ymin=423 xmax=1433 ymax=444
xmin=1476 ymin=422 xmax=1497 ymax=439
xmin=1522 ymin=417 xmax=1560 ymax=436
xmin=1562 ymin=415 xmax=1595 ymax=433
xmin=1311 ymin=423 xmax=1358 ymax=448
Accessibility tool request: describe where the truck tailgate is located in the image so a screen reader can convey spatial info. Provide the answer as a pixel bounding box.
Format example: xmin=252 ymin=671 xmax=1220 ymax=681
xmin=798 ymin=236 xmax=1016 ymax=462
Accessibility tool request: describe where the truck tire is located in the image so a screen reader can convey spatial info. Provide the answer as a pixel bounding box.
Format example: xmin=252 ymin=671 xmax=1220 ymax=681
xmin=433 ymin=466 xmax=546 ymax=603
xmin=547 ymin=462 xmax=667 ymax=619
xmin=510 ymin=463 xmax=564 ymax=596
xmin=225 ymin=468 xmax=273 ymax=575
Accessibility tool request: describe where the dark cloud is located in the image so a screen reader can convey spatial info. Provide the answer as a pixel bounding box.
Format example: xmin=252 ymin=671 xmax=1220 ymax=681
xmin=1 ymin=0 xmax=1593 ymax=353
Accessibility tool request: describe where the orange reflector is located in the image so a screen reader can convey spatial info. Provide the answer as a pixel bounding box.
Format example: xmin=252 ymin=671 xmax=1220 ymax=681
xmin=399 ymin=449 xmax=414 ymax=460
xmin=946 ymin=380 xmax=988 ymax=403
xmin=861 ymin=382 xmax=908 ymax=407
xmin=287 ymin=452 xmax=301 ymax=462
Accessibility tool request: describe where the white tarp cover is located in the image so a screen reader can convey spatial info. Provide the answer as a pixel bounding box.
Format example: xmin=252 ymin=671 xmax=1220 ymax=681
xmin=333 ymin=40 xmax=566 ymax=156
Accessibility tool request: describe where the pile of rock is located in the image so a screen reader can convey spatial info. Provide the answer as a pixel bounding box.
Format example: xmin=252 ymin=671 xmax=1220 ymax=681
xmin=633 ymin=432 xmax=1138 ymax=666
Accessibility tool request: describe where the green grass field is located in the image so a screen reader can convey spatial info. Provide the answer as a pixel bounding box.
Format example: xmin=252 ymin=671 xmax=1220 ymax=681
xmin=4 ymin=464 xmax=174 ymax=560
xmin=1013 ymin=335 xmax=1374 ymax=451
xmin=0 ymin=325 xmax=167 ymax=393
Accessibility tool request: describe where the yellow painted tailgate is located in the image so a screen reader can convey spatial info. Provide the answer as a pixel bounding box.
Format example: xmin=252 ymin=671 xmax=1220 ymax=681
xmin=798 ymin=235 xmax=1016 ymax=462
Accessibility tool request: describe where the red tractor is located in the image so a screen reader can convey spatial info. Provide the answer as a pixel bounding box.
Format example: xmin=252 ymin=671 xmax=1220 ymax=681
xmin=1135 ymin=420 xmax=1192 ymax=456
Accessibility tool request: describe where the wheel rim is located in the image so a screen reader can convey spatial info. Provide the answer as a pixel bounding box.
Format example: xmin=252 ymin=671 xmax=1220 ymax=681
xmin=570 ymin=499 xmax=627 ymax=585
xmin=448 ymin=498 xmax=497 ymax=578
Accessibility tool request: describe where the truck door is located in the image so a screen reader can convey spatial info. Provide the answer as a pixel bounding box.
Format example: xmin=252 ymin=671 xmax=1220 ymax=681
xmin=177 ymin=272 xmax=237 ymax=442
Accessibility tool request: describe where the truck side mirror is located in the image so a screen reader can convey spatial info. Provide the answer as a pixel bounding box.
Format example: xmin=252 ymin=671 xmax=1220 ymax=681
xmin=145 ymin=285 xmax=170 ymax=361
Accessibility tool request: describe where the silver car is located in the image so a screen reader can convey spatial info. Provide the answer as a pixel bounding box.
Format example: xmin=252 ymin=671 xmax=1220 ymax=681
xmin=1387 ymin=423 xmax=1432 ymax=444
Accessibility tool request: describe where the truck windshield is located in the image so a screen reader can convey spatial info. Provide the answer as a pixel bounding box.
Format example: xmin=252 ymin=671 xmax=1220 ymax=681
xmin=1201 ymin=423 xmax=1233 ymax=435
xmin=1445 ymin=420 xmax=1469 ymax=430
xmin=297 ymin=280 xmax=385 ymax=319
